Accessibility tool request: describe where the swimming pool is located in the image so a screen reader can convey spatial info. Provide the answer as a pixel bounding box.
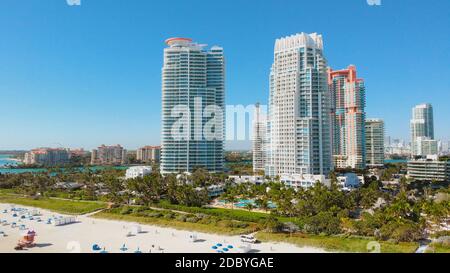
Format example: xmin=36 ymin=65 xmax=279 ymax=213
xmin=219 ymin=199 xmax=276 ymax=209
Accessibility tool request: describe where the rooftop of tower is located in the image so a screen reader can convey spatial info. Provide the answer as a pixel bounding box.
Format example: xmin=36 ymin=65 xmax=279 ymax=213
xmin=165 ymin=37 xmax=193 ymax=46
xmin=274 ymin=32 xmax=323 ymax=52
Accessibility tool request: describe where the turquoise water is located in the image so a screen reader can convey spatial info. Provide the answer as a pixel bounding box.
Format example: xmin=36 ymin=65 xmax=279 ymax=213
xmin=385 ymin=159 xmax=408 ymax=164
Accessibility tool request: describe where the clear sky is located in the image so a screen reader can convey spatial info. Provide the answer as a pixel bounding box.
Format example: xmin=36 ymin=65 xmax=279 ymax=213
xmin=0 ymin=0 xmax=449 ymax=150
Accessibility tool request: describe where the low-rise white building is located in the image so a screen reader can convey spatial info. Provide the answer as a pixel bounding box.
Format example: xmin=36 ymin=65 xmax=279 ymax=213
xmin=125 ymin=166 xmax=152 ymax=179
xmin=336 ymin=173 xmax=364 ymax=190
xmin=195 ymin=184 xmax=225 ymax=197
xmin=228 ymin=175 xmax=265 ymax=185
xmin=407 ymin=155 xmax=450 ymax=182
xmin=280 ymin=174 xmax=330 ymax=190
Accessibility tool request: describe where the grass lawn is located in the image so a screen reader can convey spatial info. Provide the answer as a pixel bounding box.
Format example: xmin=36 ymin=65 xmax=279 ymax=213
xmin=0 ymin=194 xmax=107 ymax=215
xmin=93 ymin=208 xmax=257 ymax=236
xmin=154 ymin=200 xmax=296 ymax=224
xmin=256 ymin=232 xmax=419 ymax=253
xmin=425 ymin=243 xmax=450 ymax=253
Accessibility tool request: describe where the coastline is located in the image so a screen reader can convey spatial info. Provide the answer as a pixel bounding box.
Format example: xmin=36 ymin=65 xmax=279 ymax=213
xmin=0 ymin=203 xmax=329 ymax=253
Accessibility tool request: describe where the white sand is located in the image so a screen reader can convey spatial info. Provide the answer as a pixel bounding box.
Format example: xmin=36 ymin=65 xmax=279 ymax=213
xmin=0 ymin=203 xmax=328 ymax=253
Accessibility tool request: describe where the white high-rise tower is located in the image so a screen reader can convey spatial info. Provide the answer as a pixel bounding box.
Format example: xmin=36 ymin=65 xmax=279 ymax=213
xmin=161 ymin=38 xmax=225 ymax=174
xmin=252 ymin=103 xmax=266 ymax=173
xmin=266 ymin=33 xmax=332 ymax=177
xmin=410 ymin=103 xmax=434 ymax=156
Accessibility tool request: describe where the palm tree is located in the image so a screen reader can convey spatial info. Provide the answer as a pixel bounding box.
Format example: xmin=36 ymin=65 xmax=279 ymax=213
xmin=245 ymin=202 xmax=255 ymax=212
xmin=224 ymin=194 xmax=237 ymax=210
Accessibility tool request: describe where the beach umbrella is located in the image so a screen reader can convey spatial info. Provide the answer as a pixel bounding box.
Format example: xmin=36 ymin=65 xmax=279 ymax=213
xmin=212 ymin=246 xmax=218 ymax=250
xmin=92 ymin=244 xmax=101 ymax=251
xmin=227 ymin=245 xmax=234 ymax=249
xmin=223 ymin=248 xmax=229 ymax=252
xmin=120 ymin=244 xmax=128 ymax=252
xmin=134 ymin=247 xmax=142 ymax=253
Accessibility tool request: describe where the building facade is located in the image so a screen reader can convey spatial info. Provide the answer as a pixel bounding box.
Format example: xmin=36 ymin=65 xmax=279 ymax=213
xmin=265 ymin=33 xmax=332 ymax=177
xmin=328 ymin=65 xmax=366 ymax=170
xmin=23 ymin=148 xmax=71 ymax=166
xmin=161 ymin=38 xmax=225 ymax=174
xmin=410 ymin=103 xmax=434 ymax=156
xmin=414 ymin=137 xmax=438 ymax=157
xmin=137 ymin=146 xmax=161 ymax=163
xmin=125 ymin=166 xmax=153 ymax=180
xmin=407 ymin=155 xmax=450 ymax=182
xmin=365 ymin=118 xmax=385 ymax=167
xmin=280 ymin=174 xmax=330 ymax=190
xmin=252 ymin=103 xmax=266 ymax=173
xmin=91 ymin=144 xmax=127 ymax=165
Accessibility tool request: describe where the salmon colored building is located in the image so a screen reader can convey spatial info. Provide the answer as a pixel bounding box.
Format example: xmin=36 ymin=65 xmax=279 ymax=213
xmin=328 ymin=65 xmax=366 ymax=170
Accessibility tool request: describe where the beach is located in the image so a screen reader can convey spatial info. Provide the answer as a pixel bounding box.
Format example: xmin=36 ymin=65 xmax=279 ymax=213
xmin=0 ymin=203 xmax=328 ymax=253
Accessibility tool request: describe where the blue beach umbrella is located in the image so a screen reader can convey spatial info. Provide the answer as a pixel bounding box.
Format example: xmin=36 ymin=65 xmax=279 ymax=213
xmin=92 ymin=244 xmax=101 ymax=251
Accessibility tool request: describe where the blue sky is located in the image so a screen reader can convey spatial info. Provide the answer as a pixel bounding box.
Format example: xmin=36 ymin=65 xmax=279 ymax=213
xmin=0 ymin=0 xmax=449 ymax=150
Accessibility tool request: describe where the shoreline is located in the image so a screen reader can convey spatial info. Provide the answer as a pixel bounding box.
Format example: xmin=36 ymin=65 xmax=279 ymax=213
xmin=0 ymin=203 xmax=329 ymax=253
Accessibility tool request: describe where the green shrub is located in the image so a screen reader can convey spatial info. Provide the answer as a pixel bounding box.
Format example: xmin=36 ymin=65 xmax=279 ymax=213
xmin=120 ymin=207 xmax=132 ymax=215
xmin=186 ymin=217 xmax=200 ymax=223
xmin=176 ymin=215 xmax=187 ymax=222
xmin=164 ymin=212 xmax=176 ymax=219
xmin=132 ymin=206 xmax=146 ymax=214
xmin=146 ymin=212 xmax=163 ymax=218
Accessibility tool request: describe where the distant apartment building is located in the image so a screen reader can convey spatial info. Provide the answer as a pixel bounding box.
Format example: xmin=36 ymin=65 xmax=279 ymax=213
xmin=23 ymin=148 xmax=71 ymax=166
xmin=69 ymin=148 xmax=86 ymax=157
xmin=160 ymin=38 xmax=225 ymax=174
xmin=91 ymin=144 xmax=127 ymax=165
xmin=137 ymin=146 xmax=161 ymax=163
xmin=365 ymin=119 xmax=385 ymax=167
xmin=252 ymin=103 xmax=266 ymax=173
xmin=441 ymin=141 xmax=450 ymax=155
xmin=414 ymin=137 xmax=438 ymax=157
xmin=385 ymin=138 xmax=411 ymax=156
xmin=328 ymin=65 xmax=366 ymax=170
xmin=410 ymin=103 xmax=434 ymax=156
xmin=265 ymin=33 xmax=332 ymax=178
xmin=407 ymin=155 xmax=450 ymax=182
